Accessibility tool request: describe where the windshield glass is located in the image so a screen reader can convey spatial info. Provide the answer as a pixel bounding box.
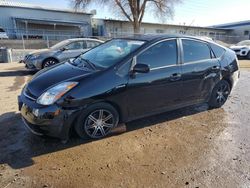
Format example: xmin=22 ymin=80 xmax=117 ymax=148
xmin=50 ymin=40 xmax=70 ymax=50
xmin=71 ymin=39 xmax=145 ymax=69
xmin=237 ymin=40 xmax=250 ymax=46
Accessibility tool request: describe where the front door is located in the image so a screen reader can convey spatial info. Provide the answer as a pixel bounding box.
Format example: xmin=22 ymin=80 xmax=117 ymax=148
xmin=58 ymin=41 xmax=85 ymax=62
xmin=126 ymin=39 xmax=183 ymax=119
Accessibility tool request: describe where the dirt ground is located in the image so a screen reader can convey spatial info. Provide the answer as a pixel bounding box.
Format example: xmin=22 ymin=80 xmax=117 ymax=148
xmin=0 ymin=61 xmax=250 ymax=188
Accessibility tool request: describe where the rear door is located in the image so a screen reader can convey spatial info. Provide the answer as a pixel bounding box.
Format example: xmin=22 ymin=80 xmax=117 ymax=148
xmin=180 ymin=38 xmax=221 ymax=104
xmin=126 ymin=39 xmax=183 ymax=119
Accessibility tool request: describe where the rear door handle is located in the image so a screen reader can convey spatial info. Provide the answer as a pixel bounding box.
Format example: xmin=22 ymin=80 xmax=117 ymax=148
xmin=170 ymin=73 xmax=181 ymax=81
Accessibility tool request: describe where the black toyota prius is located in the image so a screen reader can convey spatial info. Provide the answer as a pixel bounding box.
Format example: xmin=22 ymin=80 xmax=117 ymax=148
xmin=18 ymin=35 xmax=240 ymax=141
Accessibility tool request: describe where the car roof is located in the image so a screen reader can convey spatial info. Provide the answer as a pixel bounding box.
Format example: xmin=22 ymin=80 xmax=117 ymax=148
xmin=67 ymin=38 xmax=104 ymax=43
xmin=117 ymin=34 xmax=212 ymax=43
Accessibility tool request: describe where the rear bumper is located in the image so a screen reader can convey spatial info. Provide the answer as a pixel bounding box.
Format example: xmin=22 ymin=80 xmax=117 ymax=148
xmin=18 ymin=94 xmax=80 ymax=140
xmin=233 ymin=49 xmax=249 ymax=57
xmin=231 ymin=70 xmax=240 ymax=89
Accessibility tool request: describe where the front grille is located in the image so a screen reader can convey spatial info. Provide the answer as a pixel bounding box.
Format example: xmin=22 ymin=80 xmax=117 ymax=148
xmin=25 ymin=55 xmax=32 ymax=60
xmin=234 ymin=49 xmax=240 ymax=53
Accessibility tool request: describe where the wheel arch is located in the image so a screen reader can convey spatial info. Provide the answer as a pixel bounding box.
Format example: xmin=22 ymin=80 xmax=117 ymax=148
xmin=42 ymin=57 xmax=59 ymax=68
xmin=222 ymin=77 xmax=233 ymax=90
xmin=82 ymin=100 xmax=124 ymax=123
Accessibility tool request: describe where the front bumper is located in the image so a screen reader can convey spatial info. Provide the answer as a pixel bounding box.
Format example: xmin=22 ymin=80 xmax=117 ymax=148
xmin=18 ymin=94 xmax=80 ymax=140
xmin=232 ymin=49 xmax=249 ymax=57
xmin=19 ymin=58 xmax=42 ymax=70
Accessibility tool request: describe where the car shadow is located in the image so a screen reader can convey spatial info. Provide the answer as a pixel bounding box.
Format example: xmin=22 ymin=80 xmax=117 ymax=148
xmin=0 ymin=69 xmax=36 ymax=77
xmin=0 ymin=104 xmax=209 ymax=169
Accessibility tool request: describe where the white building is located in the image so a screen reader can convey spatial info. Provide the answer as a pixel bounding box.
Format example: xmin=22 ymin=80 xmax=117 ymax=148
xmin=0 ymin=1 xmax=93 ymax=39
xmin=212 ymin=20 xmax=250 ymax=42
xmin=92 ymin=18 xmax=230 ymax=40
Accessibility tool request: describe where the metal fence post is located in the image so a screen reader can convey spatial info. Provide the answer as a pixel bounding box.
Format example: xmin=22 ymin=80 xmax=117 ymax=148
xmin=21 ymin=35 xmax=25 ymax=50
xmin=46 ymin=35 xmax=49 ymax=48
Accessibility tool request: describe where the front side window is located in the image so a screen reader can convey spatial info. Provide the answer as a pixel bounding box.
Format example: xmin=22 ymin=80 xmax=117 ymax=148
xmin=182 ymin=39 xmax=211 ymax=63
xmin=66 ymin=42 xmax=84 ymax=50
xmin=137 ymin=40 xmax=177 ymax=69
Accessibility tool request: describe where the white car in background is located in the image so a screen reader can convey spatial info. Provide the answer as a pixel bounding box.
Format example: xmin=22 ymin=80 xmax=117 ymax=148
xmin=230 ymin=40 xmax=250 ymax=59
xmin=0 ymin=28 xmax=8 ymax=39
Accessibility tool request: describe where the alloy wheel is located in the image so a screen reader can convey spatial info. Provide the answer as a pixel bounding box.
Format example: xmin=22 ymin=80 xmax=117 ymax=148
xmin=43 ymin=60 xmax=56 ymax=68
xmin=84 ymin=109 xmax=115 ymax=139
xmin=216 ymin=83 xmax=230 ymax=105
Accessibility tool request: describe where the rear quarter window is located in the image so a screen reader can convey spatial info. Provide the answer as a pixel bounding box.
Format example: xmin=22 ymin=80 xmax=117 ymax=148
xmin=210 ymin=43 xmax=226 ymax=58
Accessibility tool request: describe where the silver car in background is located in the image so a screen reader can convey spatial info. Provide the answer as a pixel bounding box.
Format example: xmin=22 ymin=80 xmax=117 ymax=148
xmin=21 ymin=38 xmax=103 ymax=70
xmin=230 ymin=40 xmax=250 ymax=59
xmin=0 ymin=28 xmax=8 ymax=39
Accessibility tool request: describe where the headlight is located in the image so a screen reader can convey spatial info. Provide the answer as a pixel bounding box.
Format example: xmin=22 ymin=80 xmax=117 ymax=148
xmin=37 ymin=82 xmax=78 ymax=105
xmin=30 ymin=54 xmax=41 ymax=60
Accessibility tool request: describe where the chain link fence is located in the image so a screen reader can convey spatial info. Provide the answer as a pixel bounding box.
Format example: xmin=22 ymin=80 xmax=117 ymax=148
xmin=0 ymin=28 xmax=247 ymax=62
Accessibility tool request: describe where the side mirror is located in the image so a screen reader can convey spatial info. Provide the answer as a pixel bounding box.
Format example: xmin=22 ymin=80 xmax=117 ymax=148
xmin=132 ymin=63 xmax=150 ymax=74
xmin=60 ymin=47 xmax=69 ymax=51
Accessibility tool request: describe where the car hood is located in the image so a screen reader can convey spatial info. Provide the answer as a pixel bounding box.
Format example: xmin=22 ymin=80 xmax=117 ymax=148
xmin=27 ymin=49 xmax=51 ymax=56
xmin=27 ymin=62 xmax=94 ymax=97
xmin=230 ymin=45 xmax=249 ymax=50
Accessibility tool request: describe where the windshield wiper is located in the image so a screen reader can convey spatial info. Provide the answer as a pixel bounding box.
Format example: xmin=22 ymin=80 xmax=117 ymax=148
xmin=71 ymin=57 xmax=96 ymax=70
xmin=80 ymin=58 xmax=97 ymax=70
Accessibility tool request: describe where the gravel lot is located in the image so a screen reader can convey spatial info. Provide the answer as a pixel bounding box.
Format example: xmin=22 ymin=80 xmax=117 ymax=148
xmin=0 ymin=61 xmax=250 ymax=188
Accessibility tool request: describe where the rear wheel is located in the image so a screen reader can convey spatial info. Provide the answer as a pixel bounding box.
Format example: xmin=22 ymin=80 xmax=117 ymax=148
xmin=208 ymin=80 xmax=231 ymax=108
xmin=42 ymin=58 xmax=58 ymax=69
xmin=75 ymin=103 xmax=119 ymax=139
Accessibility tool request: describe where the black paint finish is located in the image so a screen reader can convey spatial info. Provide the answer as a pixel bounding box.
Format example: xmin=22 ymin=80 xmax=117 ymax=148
xmin=18 ymin=35 xmax=240 ymax=139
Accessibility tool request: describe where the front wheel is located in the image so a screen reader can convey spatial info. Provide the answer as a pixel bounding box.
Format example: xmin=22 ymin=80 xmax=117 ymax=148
xmin=247 ymin=51 xmax=250 ymax=60
xmin=208 ymin=80 xmax=231 ymax=108
xmin=42 ymin=58 xmax=58 ymax=69
xmin=75 ymin=103 xmax=119 ymax=139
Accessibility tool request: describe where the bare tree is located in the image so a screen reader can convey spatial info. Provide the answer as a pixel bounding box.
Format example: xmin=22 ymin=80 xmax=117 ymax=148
xmin=72 ymin=0 xmax=181 ymax=33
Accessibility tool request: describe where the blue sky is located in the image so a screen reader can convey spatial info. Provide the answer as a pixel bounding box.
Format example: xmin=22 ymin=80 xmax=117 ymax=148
xmin=12 ymin=0 xmax=250 ymax=26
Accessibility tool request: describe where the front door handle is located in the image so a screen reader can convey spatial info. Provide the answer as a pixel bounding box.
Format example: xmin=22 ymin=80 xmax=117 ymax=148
xmin=170 ymin=73 xmax=181 ymax=81
xmin=212 ymin=65 xmax=220 ymax=70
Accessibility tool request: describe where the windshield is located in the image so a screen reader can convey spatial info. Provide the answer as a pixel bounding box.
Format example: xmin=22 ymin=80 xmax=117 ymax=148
xmin=237 ymin=40 xmax=250 ymax=46
xmin=50 ymin=40 xmax=70 ymax=50
xmin=71 ymin=39 xmax=145 ymax=69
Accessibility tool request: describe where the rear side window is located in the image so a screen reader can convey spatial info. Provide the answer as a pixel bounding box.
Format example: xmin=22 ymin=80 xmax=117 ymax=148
xmin=137 ymin=40 xmax=177 ymax=68
xmin=210 ymin=43 xmax=226 ymax=58
xmin=182 ymin=39 xmax=211 ymax=63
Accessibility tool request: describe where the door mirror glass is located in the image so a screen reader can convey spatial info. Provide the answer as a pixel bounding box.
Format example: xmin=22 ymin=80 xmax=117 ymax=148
xmin=132 ymin=63 xmax=150 ymax=73
xmin=60 ymin=47 xmax=69 ymax=51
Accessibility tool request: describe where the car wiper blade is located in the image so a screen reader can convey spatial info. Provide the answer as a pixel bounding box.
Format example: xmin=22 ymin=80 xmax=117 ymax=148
xmin=80 ymin=58 xmax=97 ymax=70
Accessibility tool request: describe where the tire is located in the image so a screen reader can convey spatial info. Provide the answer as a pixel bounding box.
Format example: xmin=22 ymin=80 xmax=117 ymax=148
xmin=75 ymin=103 xmax=119 ymax=139
xmin=42 ymin=58 xmax=58 ymax=69
xmin=208 ymin=80 xmax=231 ymax=109
xmin=247 ymin=52 xmax=250 ymax=60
